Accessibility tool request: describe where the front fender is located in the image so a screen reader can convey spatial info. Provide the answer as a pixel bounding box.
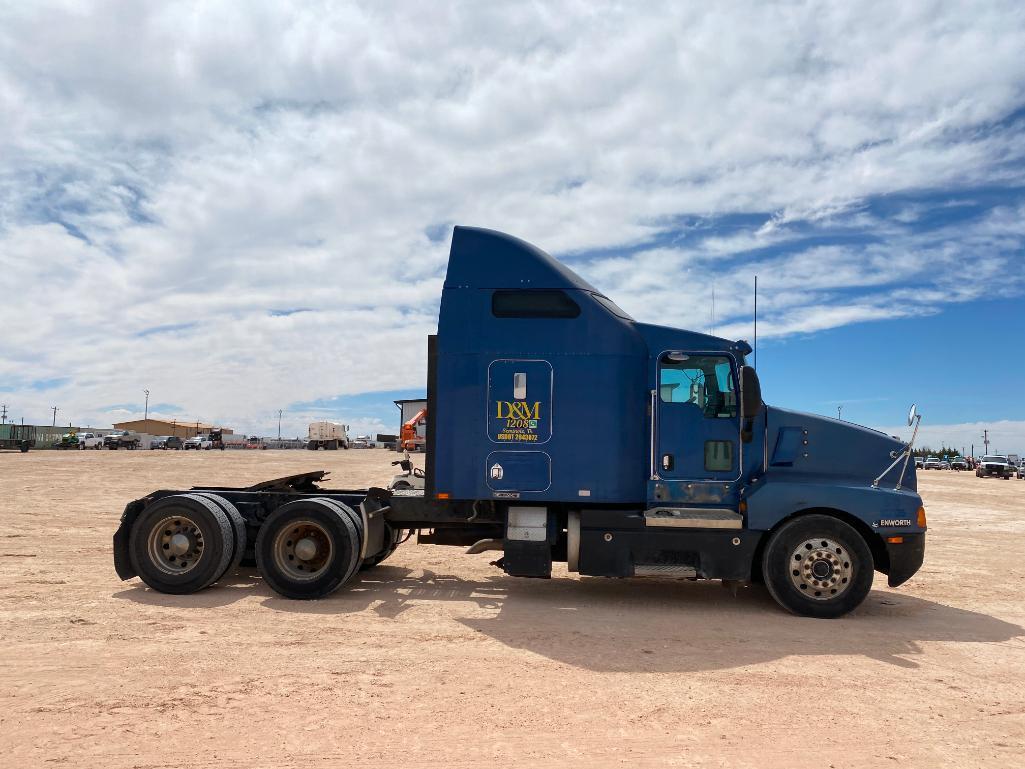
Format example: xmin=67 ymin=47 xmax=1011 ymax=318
xmin=745 ymin=477 xmax=924 ymax=534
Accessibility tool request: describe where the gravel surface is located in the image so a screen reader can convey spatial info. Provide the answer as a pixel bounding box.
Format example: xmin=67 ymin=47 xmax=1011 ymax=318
xmin=1 ymin=449 xmax=1023 ymax=767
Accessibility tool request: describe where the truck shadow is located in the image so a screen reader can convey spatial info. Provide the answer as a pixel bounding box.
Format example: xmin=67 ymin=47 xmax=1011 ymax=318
xmin=252 ymin=566 xmax=1025 ymax=673
xmin=114 ymin=566 xmax=1024 ymax=673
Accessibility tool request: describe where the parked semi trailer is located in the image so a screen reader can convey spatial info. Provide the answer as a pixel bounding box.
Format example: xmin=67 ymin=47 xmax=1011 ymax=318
xmin=113 ymin=227 xmax=927 ymax=617
xmin=307 ymin=421 xmax=350 ymax=450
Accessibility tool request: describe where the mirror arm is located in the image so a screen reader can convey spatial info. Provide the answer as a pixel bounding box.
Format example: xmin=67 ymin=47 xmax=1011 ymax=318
xmin=873 ymin=412 xmax=921 ymax=490
xmin=895 ymin=413 xmax=921 ymax=490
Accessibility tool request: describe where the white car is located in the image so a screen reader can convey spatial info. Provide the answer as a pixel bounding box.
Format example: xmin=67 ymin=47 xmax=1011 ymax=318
xmin=78 ymin=432 xmax=104 ymax=450
xmin=183 ymin=434 xmax=213 ymax=450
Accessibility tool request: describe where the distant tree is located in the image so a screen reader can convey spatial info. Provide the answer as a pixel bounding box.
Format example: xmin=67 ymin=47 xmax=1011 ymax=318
xmin=913 ymin=445 xmax=963 ymax=458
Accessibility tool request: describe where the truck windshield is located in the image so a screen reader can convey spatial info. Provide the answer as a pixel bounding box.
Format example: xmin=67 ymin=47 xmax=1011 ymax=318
xmin=659 ymin=354 xmax=737 ymax=418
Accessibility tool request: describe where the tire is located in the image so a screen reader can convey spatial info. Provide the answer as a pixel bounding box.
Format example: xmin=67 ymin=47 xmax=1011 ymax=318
xmin=391 ymin=480 xmax=412 ymax=490
xmin=191 ymin=493 xmax=248 ymax=581
xmin=255 ymin=498 xmax=363 ymax=599
xmin=761 ymin=514 xmax=874 ymax=619
xmin=128 ymin=494 xmax=234 ymax=594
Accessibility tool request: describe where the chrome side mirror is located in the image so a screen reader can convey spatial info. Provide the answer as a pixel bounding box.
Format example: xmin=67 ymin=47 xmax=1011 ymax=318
xmin=907 ymin=403 xmax=918 ymax=427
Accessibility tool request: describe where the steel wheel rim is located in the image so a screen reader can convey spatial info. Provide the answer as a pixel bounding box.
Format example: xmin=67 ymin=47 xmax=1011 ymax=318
xmin=147 ymin=515 xmax=205 ymax=575
xmin=272 ymin=519 xmax=332 ymax=581
xmin=789 ymin=537 xmax=853 ymax=600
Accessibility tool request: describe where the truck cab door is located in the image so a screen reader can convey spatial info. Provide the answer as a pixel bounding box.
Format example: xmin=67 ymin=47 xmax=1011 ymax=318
xmin=651 ymin=351 xmax=742 ymax=503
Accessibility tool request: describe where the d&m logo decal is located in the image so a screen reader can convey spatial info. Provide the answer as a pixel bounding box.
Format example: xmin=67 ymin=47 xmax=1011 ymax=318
xmin=495 ymin=400 xmax=542 ymax=442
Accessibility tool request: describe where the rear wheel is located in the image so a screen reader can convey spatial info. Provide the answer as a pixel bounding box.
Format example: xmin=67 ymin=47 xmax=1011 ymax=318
xmin=191 ymin=493 xmax=248 ymax=581
xmin=256 ymin=499 xmax=363 ymax=599
xmin=762 ymin=514 xmax=873 ymax=618
xmin=128 ymin=494 xmax=234 ymax=594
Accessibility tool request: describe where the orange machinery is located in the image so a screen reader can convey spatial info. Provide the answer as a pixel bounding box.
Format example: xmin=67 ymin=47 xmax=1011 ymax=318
xmin=400 ymin=408 xmax=427 ymax=452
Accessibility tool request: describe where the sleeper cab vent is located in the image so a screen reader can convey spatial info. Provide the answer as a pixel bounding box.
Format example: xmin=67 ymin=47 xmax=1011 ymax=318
xmin=771 ymin=426 xmax=804 ymax=467
xmin=492 ymin=290 xmax=580 ymax=318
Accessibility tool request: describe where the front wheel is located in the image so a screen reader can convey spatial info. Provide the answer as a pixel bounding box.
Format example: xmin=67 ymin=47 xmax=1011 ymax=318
xmin=761 ymin=514 xmax=874 ymax=618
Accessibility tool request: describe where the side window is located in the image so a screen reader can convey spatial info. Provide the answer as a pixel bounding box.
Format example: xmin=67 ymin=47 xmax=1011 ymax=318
xmin=492 ymin=290 xmax=580 ymax=318
xmin=659 ymin=354 xmax=737 ymax=419
xmin=705 ymin=440 xmax=734 ymax=471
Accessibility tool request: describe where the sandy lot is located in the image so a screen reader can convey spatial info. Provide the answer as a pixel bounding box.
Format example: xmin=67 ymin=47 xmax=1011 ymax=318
xmin=0 ymin=449 xmax=1023 ymax=768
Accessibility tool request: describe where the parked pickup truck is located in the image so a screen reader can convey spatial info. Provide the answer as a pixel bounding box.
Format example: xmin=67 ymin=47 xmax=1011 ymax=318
xmin=923 ymin=456 xmax=943 ymax=469
xmin=104 ymin=430 xmax=140 ymax=450
xmin=976 ymin=455 xmax=1012 ymax=479
xmin=949 ymin=456 xmax=968 ymax=471
xmin=78 ymin=432 xmax=105 ymax=450
xmin=183 ymin=434 xmax=213 ymax=450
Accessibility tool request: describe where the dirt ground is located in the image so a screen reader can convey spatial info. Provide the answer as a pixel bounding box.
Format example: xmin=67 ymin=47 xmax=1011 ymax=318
xmin=0 ymin=449 xmax=1023 ymax=768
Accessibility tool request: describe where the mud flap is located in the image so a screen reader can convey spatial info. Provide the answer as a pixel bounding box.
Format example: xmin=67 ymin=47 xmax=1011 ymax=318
xmin=885 ymin=532 xmax=925 ymax=587
xmin=359 ymin=493 xmax=389 ymax=562
xmin=112 ymin=500 xmax=147 ymax=580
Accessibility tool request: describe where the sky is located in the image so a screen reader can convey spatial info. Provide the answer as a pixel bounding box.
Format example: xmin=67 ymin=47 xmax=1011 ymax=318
xmin=1 ymin=1 xmax=1023 ymax=454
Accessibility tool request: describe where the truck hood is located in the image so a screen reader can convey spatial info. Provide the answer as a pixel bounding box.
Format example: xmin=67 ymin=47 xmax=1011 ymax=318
xmin=764 ymin=406 xmax=915 ymax=491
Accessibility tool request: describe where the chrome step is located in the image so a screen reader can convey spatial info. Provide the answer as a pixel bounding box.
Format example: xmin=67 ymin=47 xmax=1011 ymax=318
xmin=633 ymin=563 xmax=698 ymax=578
xmin=643 ymin=507 xmax=743 ymax=529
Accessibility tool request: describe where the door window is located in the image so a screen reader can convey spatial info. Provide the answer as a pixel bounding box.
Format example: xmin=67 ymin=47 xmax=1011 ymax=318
xmin=659 ymin=354 xmax=737 ymax=419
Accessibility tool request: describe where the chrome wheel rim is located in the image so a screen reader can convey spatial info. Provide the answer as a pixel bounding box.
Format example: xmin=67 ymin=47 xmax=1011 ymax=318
xmin=789 ymin=537 xmax=853 ymax=600
xmin=272 ymin=519 xmax=332 ymax=581
xmin=147 ymin=515 xmax=205 ymax=575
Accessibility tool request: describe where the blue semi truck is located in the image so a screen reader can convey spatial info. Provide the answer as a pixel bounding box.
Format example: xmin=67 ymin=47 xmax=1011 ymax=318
xmin=113 ymin=226 xmax=926 ymax=617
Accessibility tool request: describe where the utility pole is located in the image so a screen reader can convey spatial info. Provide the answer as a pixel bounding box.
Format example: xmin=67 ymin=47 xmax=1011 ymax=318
xmin=143 ymin=389 xmax=150 ymax=421
xmin=277 ymin=409 xmax=283 ymax=440
xmin=171 ymin=419 xmax=177 ymax=437
xmin=982 ymin=430 xmax=990 ymax=455
xmin=0 ymin=404 xmax=6 ymax=424
xmin=51 ymin=406 xmax=59 ymax=427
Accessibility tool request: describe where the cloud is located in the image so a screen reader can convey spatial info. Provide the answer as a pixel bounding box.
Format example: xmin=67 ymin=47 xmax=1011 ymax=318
xmin=1 ymin=1 xmax=1024 ymax=432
